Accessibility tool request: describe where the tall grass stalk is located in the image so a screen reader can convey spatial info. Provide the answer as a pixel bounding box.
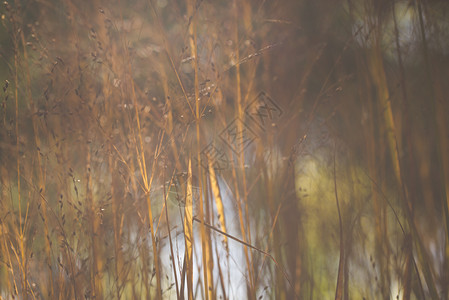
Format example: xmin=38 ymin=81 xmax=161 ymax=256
xmin=1 ymin=0 xmax=448 ymax=299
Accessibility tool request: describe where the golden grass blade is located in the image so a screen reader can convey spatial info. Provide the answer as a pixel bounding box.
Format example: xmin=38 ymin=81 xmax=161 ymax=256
xmin=184 ymin=159 xmax=194 ymax=300
xmin=208 ymin=159 xmax=228 ymax=252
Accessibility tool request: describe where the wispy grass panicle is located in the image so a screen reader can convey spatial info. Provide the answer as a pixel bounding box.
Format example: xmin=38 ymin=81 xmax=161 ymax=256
xmin=0 ymin=0 xmax=448 ymax=299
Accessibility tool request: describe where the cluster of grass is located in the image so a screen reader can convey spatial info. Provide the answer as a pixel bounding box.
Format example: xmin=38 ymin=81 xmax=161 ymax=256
xmin=0 ymin=0 xmax=448 ymax=299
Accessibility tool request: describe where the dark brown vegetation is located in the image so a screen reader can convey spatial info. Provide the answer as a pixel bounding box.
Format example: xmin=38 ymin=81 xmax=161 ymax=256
xmin=0 ymin=0 xmax=448 ymax=299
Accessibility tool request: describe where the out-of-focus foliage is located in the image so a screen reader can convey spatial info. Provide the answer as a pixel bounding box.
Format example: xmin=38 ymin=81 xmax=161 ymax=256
xmin=0 ymin=0 xmax=448 ymax=299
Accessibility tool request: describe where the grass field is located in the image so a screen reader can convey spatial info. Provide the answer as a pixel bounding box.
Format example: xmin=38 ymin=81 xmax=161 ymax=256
xmin=0 ymin=0 xmax=448 ymax=299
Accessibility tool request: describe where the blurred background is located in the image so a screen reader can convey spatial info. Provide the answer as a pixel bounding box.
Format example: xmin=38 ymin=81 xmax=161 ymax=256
xmin=0 ymin=0 xmax=448 ymax=299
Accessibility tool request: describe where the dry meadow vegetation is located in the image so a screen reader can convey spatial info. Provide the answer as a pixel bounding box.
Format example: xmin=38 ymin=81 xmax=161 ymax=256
xmin=1 ymin=0 xmax=449 ymax=299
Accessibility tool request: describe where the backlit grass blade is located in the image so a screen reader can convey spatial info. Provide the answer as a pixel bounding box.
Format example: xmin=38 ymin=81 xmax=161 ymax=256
xmin=183 ymin=159 xmax=194 ymax=300
xmin=208 ymin=158 xmax=228 ymax=251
